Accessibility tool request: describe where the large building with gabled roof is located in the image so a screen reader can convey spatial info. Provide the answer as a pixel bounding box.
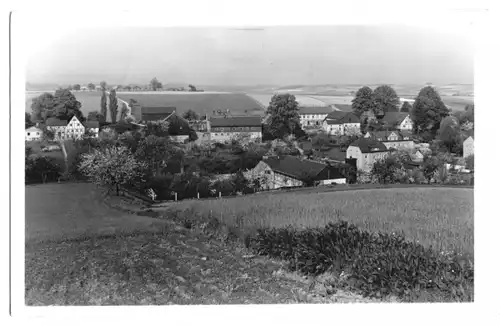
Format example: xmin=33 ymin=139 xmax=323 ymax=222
xmin=346 ymin=138 xmax=390 ymax=172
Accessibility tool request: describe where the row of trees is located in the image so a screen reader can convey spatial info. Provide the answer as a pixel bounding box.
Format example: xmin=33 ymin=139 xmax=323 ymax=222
xmin=31 ymin=88 xmax=85 ymax=123
xmin=69 ymin=79 xmax=201 ymax=92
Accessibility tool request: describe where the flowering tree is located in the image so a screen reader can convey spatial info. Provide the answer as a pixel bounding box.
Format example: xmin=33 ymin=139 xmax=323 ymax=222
xmin=78 ymin=146 xmax=147 ymax=195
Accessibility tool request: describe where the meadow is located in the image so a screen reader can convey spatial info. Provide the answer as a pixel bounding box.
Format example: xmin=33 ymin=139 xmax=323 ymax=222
xmin=247 ymin=93 xmax=330 ymax=108
xmin=116 ymin=92 xmax=265 ymax=117
xmin=164 ymin=187 xmax=474 ymax=256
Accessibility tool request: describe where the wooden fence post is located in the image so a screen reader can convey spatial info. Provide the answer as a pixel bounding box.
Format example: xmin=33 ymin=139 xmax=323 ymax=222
xmin=197 ymin=192 xmax=200 ymax=199
xmin=175 ymin=192 xmax=177 ymax=201
xmin=219 ymin=192 xmax=221 ymax=199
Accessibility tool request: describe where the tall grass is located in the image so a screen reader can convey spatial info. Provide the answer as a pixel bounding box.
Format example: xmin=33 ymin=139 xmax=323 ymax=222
xmin=168 ymin=188 xmax=473 ymax=256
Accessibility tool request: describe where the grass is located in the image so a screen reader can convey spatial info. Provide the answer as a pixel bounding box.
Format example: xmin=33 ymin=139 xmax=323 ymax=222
xmin=116 ymin=93 xmax=265 ymax=117
xmin=26 ymin=183 xmax=380 ymax=304
xmin=26 ymin=141 xmax=66 ymax=169
xmin=160 ymin=187 xmax=474 ymax=256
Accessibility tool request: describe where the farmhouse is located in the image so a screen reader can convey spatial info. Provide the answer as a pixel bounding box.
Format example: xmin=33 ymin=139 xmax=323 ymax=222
xmin=252 ymin=155 xmax=346 ymax=189
xmin=25 ymin=126 xmax=43 ymax=142
xmin=322 ymin=111 xmax=361 ymax=136
xmin=208 ymin=116 xmax=263 ymax=143
xmin=45 ymin=116 xmax=86 ymax=140
xmin=364 ymin=130 xmax=414 ymax=150
xmin=463 ymin=135 xmax=474 ymax=158
xmin=346 ymin=138 xmax=389 ymax=172
xmin=298 ymin=106 xmax=334 ymax=128
xmin=380 ymin=112 xmax=413 ymax=131
xmin=133 ymin=106 xmax=177 ymax=122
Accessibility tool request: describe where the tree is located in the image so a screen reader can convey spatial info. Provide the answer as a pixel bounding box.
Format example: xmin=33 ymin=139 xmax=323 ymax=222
xmin=371 ymin=155 xmax=405 ymax=184
xmin=438 ymin=116 xmax=462 ymax=153
xmin=88 ymin=83 xmax=96 ymax=91
xmin=400 ymin=101 xmax=412 ymax=113
xmin=87 ymin=110 xmax=105 ymax=123
xmin=73 ymin=84 xmax=81 ymax=91
xmin=78 ymin=146 xmax=147 ymax=195
xmin=351 ymin=86 xmax=374 ymax=118
xmin=372 ymin=85 xmax=400 ymax=118
xmin=53 ymin=88 xmax=85 ymax=121
xmin=100 ymin=81 xmax=107 ymax=90
xmin=150 ymin=78 xmax=163 ymax=91
xmin=119 ymin=102 xmax=130 ymax=122
xmin=264 ymin=93 xmax=302 ymax=139
xmin=25 ymin=155 xmax=61 ymax=184
xmin=109 ymin=89 xmax=119 ymax=123
xmin=134 ymin=135 xmax=173 ymax=174
xmin=411 ymin=86 xmax=449 ymax=137
xmin=100 ymin=88 xmax=107 ymax=122
xmin=188 ymin=84 xmax=197 ymax=92
xmin=465 ymin=154 xmax=474 ymax=171
xmin=182 ymin=109 xmax=199 ymax=121
xmin=25 ymin=112 xmax=34 ymax=128
xmin=31 ymin=92 xmax=56 ymax=121
xmin=360 ymin=109 xmax=377 ymax=134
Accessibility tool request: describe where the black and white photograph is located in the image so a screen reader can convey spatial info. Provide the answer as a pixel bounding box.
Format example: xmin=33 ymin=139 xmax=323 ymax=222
xmin=7 ymin=1 xmax=499 ymax=322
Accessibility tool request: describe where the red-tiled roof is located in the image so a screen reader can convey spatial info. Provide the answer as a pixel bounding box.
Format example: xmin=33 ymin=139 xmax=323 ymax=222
xmin=84 ymin=121 xmax=99 ymax=128
xmin=45 ymin=117 xmax=68 ymax=127
xmin=298 ymin=106 xmax=334 ymax=115
xmin=349 ymin=138 xmax=388 ymax=153
xmin=210 ymin=116 xmax=262 ymax=127
xmin=263 ymin=155 xmax=328 ymax=181
xmin=324 ymin=112 xmax=360 ymax=125
xmin=381 ymin=112 xmax=409 ymax=126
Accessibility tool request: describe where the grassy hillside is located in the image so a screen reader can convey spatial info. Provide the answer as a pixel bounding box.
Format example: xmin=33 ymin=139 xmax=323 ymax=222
xmin=162 ymin=187 xmax=474 ymax=256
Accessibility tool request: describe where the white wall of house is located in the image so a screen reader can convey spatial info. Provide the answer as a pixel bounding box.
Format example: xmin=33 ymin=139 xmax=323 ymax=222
xmin=25 ymin=127 xmax=43 ymax=141
xmin=320 ymin=178 xmax=346 ymax=185
xmin=382 ymin=140 xmax=415 ymax=150
xmin=323 ymin=122 xmax=361 ymax=136
xmin=300 ymin=114 xmax=329 ymax=127
xmin=463 ymin=137 xmax=474 ymax=158
xmin=346 ymin=146 xmax=388 ymax=172
xmin=398 ymin=116 xmax=413 ymax=131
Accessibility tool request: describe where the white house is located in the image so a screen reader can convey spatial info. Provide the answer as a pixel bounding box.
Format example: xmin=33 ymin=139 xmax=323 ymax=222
xmin=381 ymin=112 xmax=414 ymax=131
xmin=365 ymin=130 xmax=415 ymax=150
xmin=298 ymin=106 xmax=334 ymax=128
xmin=45 ymin=116 xmax=90 ymax=140
xmin=322 ymin=112 xmax=361 ymax=136
xmin=463 ymin=136 xmax=474 ymax=158
xmin=209 ymin=116 xmax=263 ymax=143
xmin=346 ymin=138 xmax=390 ymax=172
xmin=25 ymin=126 xmax=43 ymax=142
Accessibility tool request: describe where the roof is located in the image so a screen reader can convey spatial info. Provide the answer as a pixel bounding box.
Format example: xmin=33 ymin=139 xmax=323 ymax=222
xmin=315 ymin=146 xmax=346 ymax=162
xmin=168 ymin=114 xmax=192 ymax=136
xmin=349 ymin=138 xmax=388 ymax=153
xmin=324 ymin=112 xmax=360 ymax=125
xmin=45 ymin=117 xmax=68 ymax=127
xmin=263 ymin=155 xmax=328 ymax=181
xmin=298 ymin=106 xmax=334 ymax=115
xmin=84 ymin=121 xmax=100 ymax=128
xmin=25 ymin=126 xmax=42 ymax=131
xmin=399 ymin=130 xmax=413 ymax=139
xmin=210 ymin=116 xmax=262 ymax=127
xmin=367 ymin=130 xmax=400 ymax=141
xmin=332 ymin=104 xmax=352 ymax=112
xmin=381 ymin=112 xmax=409 ymax=126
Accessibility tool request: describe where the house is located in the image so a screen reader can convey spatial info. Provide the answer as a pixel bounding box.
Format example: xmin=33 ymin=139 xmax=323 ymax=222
xmin=45 ymin=116 xmax=94 ymax=140
xmin=252 ymin=155 xmax=346 ymax=189
xmin=25 ymin=126 xmax=43 ymax=141
xmin=322 ymin=111 xmax=361 ymax=136
xmin=364 ymin=130 xmax=415 ymax=150
xmin=313 ymin=145 xmax=346 ymax=163
xmin=298 ymin=106 xmax=334 ymax=128
xmin=380 ymin=112 xmax=413 ymax=131
xmin=410 ymin=150 xmax=424 ymax=162
xmin=208 ymin=116 xmax=263 ymax=143
xmin=346 ymin=138 xmax=389 ymax=172
xmin=84 ymin=120 xmax=100 ymax=138
xmin=134 ymin=106 xmax=176 ymax=122
xmin=463 ymin=136 xmax=474 ymax=158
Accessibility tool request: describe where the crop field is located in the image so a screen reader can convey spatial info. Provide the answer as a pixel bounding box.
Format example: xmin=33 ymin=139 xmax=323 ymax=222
xmin=246 ymin=93 xmax=329 ymax=108
xmin=116 ymin=92 xmax=265 ymax=117
xmin=310 ymin=95 xmax=354 ymax=106
xmin=441 ymin=96 xmax=474 ymax=112
xmin=167 ymin=187 xmax=474 ymax=256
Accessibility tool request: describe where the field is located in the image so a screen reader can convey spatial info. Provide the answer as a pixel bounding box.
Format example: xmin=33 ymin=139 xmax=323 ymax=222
xmin=247 ymin=93 xmax=330 ymax=108
xmin=163 ymin=187 xmax=474 ymax=256
xmin=116 ymin=92 xmax=265 ymax=117
xmin=27 ymin=183 xmax=378 ymax=304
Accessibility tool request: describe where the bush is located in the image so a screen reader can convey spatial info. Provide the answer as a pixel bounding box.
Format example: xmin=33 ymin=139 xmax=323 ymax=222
xmin=249 ymin=221 xmax=473 ymax=301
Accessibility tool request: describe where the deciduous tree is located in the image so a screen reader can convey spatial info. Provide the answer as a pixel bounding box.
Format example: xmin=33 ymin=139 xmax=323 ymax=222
xmin=88 ymin=83 xmax=96 ymax=91
xmin=400 ymin=101 xmax=412 ymax=113
xmin=264 ymin=93 xmax=302 ymax=139
xmin=73 ymin=84 xmax=81 ymax=91
xmin=411 ymin=86 xmax=449 ymax=137
xmin=372 ymin=85 xmax=400 ymax=118
xmin=182 ymin=109 xmax=199 ymax=121
xmin=78 ymin=146 xmax=147 ymax=195
xmin=109 ymin=89 xmax=119 ymax=123
xmin=100 ymin=88 xmax=107 ymax=122
xmin=150 ymin=78 xmax=163 ymax=91
xmin=351 ymin=86 xmax=374 ymax=118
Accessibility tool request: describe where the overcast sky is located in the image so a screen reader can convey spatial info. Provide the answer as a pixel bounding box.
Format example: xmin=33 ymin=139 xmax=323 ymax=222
xmin=25 ymin=25 xmax=474 ymax=86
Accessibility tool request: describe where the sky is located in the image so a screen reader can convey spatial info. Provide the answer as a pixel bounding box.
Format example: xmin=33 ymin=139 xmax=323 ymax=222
xmin=25 ymin=24 xmax=474 ymax=87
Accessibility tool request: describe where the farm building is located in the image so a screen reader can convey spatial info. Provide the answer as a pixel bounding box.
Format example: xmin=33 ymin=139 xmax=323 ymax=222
xmin=364 ymin=130 xmax=414 ymax=150
xmin=132 ymin=105 xmax=177 ymax=122
xmin=346 ymin=138 xmax=389 ymax=172
xmin=298 ymin=106 xmax=334 ymax=128
xmin=252 ymin=155 xmax=346 ymax=189
xmin=322 ymin=111 xmax=360 ymax=136
xmin=380 ymin=112 xmax=413 ymax=131
xmin=44 ymin=116 xmax=86 ymax=141
xmin=25 ymin=126 xmax=43 ymax=142
xmin=208 ymin=116 xmax=263 ymax=143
